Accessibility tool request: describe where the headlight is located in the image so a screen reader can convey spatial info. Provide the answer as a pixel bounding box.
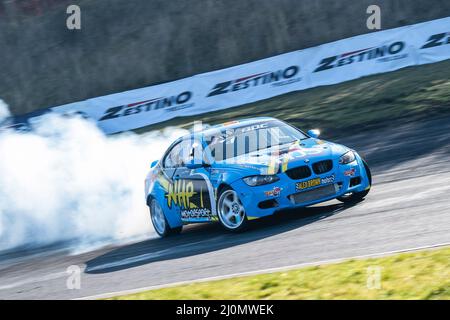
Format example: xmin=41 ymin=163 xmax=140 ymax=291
xmin=243 ymin=175 xmax=280 ymax=186
xmin=339 ymin=151 xmax=356 ymax=164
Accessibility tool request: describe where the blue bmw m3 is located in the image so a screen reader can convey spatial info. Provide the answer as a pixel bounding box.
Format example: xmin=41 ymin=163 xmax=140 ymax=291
xmin=145 ymin=117 xmax=371 ymax=236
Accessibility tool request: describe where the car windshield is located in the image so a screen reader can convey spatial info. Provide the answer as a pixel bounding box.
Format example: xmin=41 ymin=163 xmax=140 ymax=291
xmin=204 ymin=120 xmax=308 ymax=161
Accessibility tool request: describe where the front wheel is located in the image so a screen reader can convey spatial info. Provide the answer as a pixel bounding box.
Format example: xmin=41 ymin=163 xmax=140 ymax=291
xmin=149 ymin=198 xmax=182 ymax=237
xmin=217 ymin=188 xmax=248 ymax=232
xmin=337 ymin=160 xmax=372 ymax=203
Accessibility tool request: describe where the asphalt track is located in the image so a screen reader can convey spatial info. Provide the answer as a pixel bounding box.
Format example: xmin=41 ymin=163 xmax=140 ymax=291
xmin=1 ymin=115 xmax=450 ymax=299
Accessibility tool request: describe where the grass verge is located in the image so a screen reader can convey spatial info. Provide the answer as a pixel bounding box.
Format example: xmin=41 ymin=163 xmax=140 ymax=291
xmin=109 ymin=246 xmax=450 ymax=300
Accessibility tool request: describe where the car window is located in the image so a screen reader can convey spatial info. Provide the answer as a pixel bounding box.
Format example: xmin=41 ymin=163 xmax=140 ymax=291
xmin=204 ymin=120 xmax=308 ymax=161
xmin=178 ymin=139 xmax=193 ymax=167
xmin=178 ymin=139 xmax=206 ymax=166
xmin=163 ymin=142 xmax=183 ymax=168
xmin=163 ymin=139 xmax=204 ymax=168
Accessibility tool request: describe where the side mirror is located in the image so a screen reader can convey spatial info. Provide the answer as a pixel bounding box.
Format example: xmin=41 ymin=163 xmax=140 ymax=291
xmin=307 ymin=129 xmax=321 ymax=138
xmin=150 ymin=160 xmax=158 ymax=168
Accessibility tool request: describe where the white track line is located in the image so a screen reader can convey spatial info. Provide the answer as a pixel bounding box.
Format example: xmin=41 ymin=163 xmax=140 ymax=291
xmin=0 ymin=272 xmax=67 ymax=291
xmin=77 ymin=242 xmax=450 ymax=300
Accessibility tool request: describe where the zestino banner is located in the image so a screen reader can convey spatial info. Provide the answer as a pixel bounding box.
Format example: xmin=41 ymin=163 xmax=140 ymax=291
xmin=195 ymin=50 xmax=312 ymax=116
xmin=307 ymin=29 xmax=416 ymax=87
xmin=49 ymin=17 xmax=450 ymax=134
xmin=65 ymin=78 xmax=197 ymax=134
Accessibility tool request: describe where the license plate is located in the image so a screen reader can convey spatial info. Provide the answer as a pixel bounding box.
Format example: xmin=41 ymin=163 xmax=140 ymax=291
xmin=296 ymin=175 xmax=335 ymax=191
xmin=296 ymin=178 xmax=321 ymax=190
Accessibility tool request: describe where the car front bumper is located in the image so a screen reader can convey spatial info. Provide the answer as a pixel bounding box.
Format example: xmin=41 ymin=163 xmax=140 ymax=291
xmin=230 ymin=154 xmax=370 ymax=219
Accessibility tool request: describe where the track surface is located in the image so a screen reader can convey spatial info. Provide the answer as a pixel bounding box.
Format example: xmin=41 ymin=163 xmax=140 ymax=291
xmin=1 ymin=116 xmax=450 ymax=299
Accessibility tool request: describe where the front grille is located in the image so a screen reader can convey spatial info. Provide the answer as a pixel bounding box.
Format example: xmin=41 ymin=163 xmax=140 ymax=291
xmin=312 ymin=160 xmax=333 ymax=174
xmin=285 ymin=165 xmax=312 ymax=180
xmin=289 ymin=184 xmax=337 ymax=204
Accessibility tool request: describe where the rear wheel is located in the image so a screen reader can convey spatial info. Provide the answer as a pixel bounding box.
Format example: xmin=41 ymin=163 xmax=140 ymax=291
xmin=149 ymin=198 xmax=182 ymax=237
xmin=337 ymin=160 xmax=372 ymax=203
xmin=217 ymin=188 xmax=248 ymax=232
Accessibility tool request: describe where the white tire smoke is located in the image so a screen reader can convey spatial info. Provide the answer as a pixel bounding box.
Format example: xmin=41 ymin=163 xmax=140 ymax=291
xmin=0 ymin=99 xmax=10 ymax=123
xmin=0 ymin=101 xmax=188 ymax=253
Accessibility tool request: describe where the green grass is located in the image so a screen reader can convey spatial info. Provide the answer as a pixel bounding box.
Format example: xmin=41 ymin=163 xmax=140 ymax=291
xmin=138 ymin=59 xmax=450 ymax=136
xmin=110 ymin=246 xmax=450 ymax=300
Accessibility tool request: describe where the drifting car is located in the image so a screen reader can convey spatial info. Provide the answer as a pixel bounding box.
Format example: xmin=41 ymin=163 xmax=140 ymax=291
xmin=145 ymin=117 xmax=371 ymax=236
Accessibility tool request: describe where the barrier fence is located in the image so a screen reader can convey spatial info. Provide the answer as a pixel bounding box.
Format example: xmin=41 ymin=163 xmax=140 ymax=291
xmin=8 ymin=17 xmax=450 ymax=134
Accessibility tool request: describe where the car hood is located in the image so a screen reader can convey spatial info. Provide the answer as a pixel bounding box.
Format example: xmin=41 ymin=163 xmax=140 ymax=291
xmin=214 ymin=138 xmax=349 ymax=174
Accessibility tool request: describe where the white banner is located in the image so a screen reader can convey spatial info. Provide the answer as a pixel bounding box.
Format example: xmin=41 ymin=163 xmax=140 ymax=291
xmin=306 ymin=26 xmax=416 ymax=87
xmin=50 ymin=17 xmax=450 ymax=134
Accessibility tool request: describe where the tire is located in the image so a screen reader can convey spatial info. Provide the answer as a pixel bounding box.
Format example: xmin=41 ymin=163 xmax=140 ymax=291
xmin=217 ymin=187 xmax=248 ymax=232
xmin=170 ymin=226 xmax=183 ymax=235
xmin=337 ymin=160 xmax=372 ymax=203
xmin=149 ymin=198 xmax=182 ymax=237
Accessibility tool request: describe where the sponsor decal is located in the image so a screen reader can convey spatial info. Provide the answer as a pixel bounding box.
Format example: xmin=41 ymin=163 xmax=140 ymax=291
xmin=164 ymin=178 xmax=213 ymax=219
xmin=314 ymin=41 xmax=407 ymax=72
xmin=421 ymin=32 xmax=450 ymax=49
xmin=166 ymin=179 xmax=196 ymax=209
xmin=344 ymin=168 xmax=356 ymax=177
xmin=207 ymin=66 xmax=301 ymax=97
xmin=99 ymin=91 xmax=193 ymax=121
xmin=181 ymin=208 xmax=212 ymax=219
xmin=296 ymin=174 xmax=335 ymax=191
xmin=240 ymin=123 xmax=268 ymax=133
xmin=321 ymin=174 xmax=335 ymax=184
xmin=264 ymin=186 xmax=283 ymax=197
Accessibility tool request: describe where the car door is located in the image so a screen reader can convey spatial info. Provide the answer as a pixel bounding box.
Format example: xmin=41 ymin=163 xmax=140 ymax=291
xmin=154 ymin=141 xmax=184 ymax=226
xmin=173 ymin=138 xmax=216 ymax=222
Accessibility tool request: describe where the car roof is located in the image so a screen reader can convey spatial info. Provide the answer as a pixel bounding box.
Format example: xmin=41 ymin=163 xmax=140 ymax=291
xmin=179 ymin=117 xmax=279 ymax=141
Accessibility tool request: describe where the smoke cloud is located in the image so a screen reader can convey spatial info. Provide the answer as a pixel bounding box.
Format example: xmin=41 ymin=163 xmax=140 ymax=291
xmin=0 ymin=101 xmax=188 ymax=253
xmin=0 ymin=99 xmax=10 ymax=123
